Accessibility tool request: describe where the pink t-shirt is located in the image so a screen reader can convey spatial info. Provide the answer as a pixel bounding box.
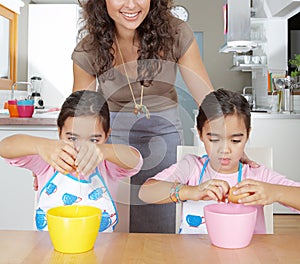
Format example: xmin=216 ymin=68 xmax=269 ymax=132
xmin=150 ymin=154 xmax=300 ymax=233
xmin=6 ymin=147 xmax=143 ymax=201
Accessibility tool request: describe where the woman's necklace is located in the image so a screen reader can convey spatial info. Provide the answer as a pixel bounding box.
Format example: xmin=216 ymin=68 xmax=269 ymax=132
xmin=115 ymin=37 xmax=150 ymax=119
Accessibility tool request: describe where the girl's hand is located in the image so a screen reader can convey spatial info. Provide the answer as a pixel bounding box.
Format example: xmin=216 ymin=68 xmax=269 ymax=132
xmin=240 ymin=152 xmax=260 ymax=168
xmin=232 ymin=179 xmax=278 ymax=205
xmin=37 ymin=139 xmax=77 ymax=174
xmin=187 ymin=179 xmax=230 ymax=202
xmin=75 ymin=142 xmax=104 ymax=176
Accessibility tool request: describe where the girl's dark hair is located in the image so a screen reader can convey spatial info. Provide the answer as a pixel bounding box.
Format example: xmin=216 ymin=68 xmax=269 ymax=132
xmin=77 ymin=0 xmax=175 ymax=86
xmin=57 ymin=90 xmax=110 ymax=135
xmin=197 ymin=89 xmax=251 ymax=137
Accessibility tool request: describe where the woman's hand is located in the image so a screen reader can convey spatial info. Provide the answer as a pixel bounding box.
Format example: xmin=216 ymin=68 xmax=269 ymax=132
xmin=240 ymin=151 xmax=260 ymax=168
xmin=184 ymin=179 xmax=230 ymax=202
xmin=232 ymin=179 xmax=278 ymax=205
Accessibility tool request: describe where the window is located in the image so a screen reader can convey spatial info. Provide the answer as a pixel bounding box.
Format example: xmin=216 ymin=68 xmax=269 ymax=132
xmin=0 ymin=5 xmax=18 ymax=90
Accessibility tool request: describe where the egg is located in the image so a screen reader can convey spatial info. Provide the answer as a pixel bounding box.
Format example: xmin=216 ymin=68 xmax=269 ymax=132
xmin=228 ymin=186 xmax=250 ymax=203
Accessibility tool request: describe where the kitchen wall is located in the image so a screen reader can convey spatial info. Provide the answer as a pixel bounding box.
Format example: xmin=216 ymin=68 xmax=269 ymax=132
xmin=17 ymin=0 xmax=30 ymax=84
xmin=17 ymin=0 xmax=251 ymax=95
xmin=174 ymin=0 xmax=251 ymax=93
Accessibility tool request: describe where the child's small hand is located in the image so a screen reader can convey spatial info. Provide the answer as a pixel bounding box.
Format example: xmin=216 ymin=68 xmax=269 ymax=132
xmin=74 ymin=142 xmax=104 ymax=176
xmin=37 ymin=139 xmax=77 ymax=174
xmin=191 ymin=179 xmax=230 ymax=202
xmin=233 ymin=179 xmax=277 ymax=205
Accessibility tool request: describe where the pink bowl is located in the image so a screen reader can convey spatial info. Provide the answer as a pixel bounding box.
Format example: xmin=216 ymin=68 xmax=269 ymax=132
xmin=204 ymin=203 xmax=257 ymax=249
xmin=17 ymin=105 xmax=34 ymax=118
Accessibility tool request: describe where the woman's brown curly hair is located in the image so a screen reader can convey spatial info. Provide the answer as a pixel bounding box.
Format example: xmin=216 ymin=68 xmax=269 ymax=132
xmin=77 ymin=0 xmax=176 ymax=86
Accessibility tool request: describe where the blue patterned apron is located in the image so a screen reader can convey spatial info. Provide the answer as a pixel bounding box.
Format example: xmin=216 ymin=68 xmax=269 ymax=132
xmin=179 ymin=156 xmax=242 ymax=234
xmin=35 ymin=167 xmax=118 ymax=232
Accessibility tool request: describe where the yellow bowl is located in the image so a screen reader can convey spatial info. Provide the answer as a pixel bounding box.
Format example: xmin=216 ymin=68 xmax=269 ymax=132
xmin=46 ymin=205 xmax=102 ymax=253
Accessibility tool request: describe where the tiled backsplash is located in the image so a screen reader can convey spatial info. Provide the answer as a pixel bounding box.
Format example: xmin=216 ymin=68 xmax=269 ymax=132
xmin=0 ymin=90 xmax=28 ymax=108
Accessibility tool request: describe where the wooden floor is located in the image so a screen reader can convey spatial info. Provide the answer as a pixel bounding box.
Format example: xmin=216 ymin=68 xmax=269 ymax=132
xmin=273 ymin=214 xmax=300 ymax=234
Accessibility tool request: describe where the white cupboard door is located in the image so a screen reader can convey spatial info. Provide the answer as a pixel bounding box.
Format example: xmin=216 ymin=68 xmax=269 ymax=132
xmin=249 ymin=117 xmax=300 ymax=214
xmin=0 ymin=129 xmax=58 ymax=230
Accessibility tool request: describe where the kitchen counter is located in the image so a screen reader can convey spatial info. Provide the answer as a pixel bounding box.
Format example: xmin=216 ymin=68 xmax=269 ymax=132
xmin=0 ymin=109 xmax=58 ymax=127
xmin=193 ymin=108 xmax=300 ymax=120
xmin=1 ymin=231 xmax=300 ymax=263
xmin=251 ymin=111 xmax=300 ymax=119
xmin=2 ymin=111 xmax=299 ymax=126
xmin=0 ymin=117 xmax=57 ymax=126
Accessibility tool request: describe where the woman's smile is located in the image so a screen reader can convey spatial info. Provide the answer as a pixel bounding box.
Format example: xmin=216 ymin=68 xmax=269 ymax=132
xmin=120 ymin=11 xmax=141 ymax=19
xmin=106 ymin=0 xmax=150 ymax=31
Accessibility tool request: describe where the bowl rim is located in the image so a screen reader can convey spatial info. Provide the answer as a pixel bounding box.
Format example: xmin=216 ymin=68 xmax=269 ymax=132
xmin=8 ymin=100 xmax=17 ymax=105
xmin=17 ymin=100 xmax=34 ymax=106
xmin=17 ymin=105 xmax=34 ymax=108
xmin=204 ymin=203 xmax=257 ymax=216
xmin=46 ymin=205 xmax=102 ymax=220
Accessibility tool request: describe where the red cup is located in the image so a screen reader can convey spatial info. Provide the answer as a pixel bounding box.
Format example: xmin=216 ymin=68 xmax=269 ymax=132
xmin=8 ymin=100 xmax=19 ymax=118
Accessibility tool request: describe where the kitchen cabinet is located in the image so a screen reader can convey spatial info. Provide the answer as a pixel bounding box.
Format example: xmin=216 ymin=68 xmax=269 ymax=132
xmin=248 ymin=114 xmax=300 ymax=213
xmin=0 ymin=126 xmax=58 ymax=230
xmin=0 ymin=1 xmax=24 ymax=90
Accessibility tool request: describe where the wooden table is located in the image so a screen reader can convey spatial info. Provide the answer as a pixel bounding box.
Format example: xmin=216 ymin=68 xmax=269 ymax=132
xmin=1 ymin=231 xmax=300 ymax=264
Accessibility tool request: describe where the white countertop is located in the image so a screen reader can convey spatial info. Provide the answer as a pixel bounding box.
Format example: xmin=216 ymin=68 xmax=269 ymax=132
xmin=0 ymin=108 xmax=59 ymax=127
xmin=251 ymin=111 xmax=300 ymax=119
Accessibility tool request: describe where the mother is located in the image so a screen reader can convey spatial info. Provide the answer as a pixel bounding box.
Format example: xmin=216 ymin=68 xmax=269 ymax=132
xmin=71 ymin=0 xmax=213 ymax=233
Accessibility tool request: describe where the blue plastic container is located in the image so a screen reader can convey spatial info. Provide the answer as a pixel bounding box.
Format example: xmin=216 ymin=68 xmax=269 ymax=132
xmin=17 ymin=99 xmax=34 ymax=106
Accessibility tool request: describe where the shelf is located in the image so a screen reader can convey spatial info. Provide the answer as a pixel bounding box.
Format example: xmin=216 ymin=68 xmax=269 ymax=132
xmin=231 ymin=64 xmax=268 ymax=72
xmin=251 ymin=18 xmax=268 ymax=23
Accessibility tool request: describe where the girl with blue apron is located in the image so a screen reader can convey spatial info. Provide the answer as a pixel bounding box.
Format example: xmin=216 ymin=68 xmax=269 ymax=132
xmin=35 ymin=167 xmax=118 ymax=232
xmin=179 ymin=156 xmax=242 ymax=234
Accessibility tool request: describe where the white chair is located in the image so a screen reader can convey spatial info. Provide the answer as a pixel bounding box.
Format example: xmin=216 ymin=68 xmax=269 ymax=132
xmin=176 ymin=145 xmax=274 ymax=234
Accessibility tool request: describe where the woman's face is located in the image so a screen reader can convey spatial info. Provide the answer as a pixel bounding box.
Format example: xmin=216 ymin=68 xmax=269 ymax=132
xmin=59 ymin=116 xmax=109 ymax=145
xmin=199 ymin=114 xmax=249 ymax=174
xmin=106 ymin=0 xmax=151 ymax=32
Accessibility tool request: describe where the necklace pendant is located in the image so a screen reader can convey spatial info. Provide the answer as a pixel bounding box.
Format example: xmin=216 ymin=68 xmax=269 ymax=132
xmin=133 ymin=107 xmax=139 ymax=116
xmin=141 ymin=105 xmax=150 ymax=119
xmin=141 ymin=105 xmax=146 ymax=114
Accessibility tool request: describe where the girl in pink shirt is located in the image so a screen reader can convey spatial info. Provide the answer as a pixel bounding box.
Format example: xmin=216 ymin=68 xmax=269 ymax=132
xmin=139 ymin=89 xmax=300 ymax=234
xmin=0 ymin=90 xmax=142 ymax=232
